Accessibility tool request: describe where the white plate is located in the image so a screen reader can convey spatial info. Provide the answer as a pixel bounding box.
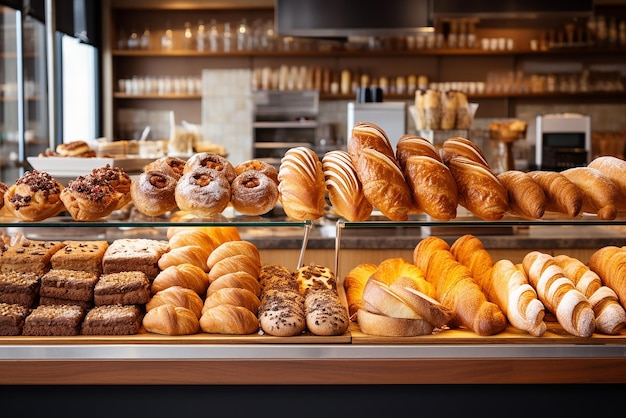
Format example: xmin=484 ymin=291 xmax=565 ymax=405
xmin=27 ymin=157 xmax=155 ymax=178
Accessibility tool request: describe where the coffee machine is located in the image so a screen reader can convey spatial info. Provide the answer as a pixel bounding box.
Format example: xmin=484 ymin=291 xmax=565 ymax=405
xmin=535 ymin=113 xmax=591 ymax=171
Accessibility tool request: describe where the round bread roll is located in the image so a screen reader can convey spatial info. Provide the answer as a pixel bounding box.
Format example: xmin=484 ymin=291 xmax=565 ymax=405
xmin=258 ymin=291 xmax=306 ymax=337
xmin=144 ymin=156 xmax=186 ymax=180
xmin=304 ymin=289 xmax=350 ymax=336
xmin=142 ymin=304 xmax=200 ymax=335
xmin=202 ymin=287 xmax=261 ymax=315
xmin=199 ymin=304 xmax=259 ymax=335
xmin=356 ymin=308 xmax=434 ymax=337
xmin=4 ymin=170 xmax=65 ymax=221
xmin=60 ymin=174 xmax=122 ymax=221
xmin=230 ymin=170 xmax=278 ymax=216
xmin=151 ymin=263 xmax=210 ymax=296
xmin=183 ymin=152 xmax=236 ymax=183
xmin=147 ymin=286 xmax=204 ymax=319
xmin=175 ymin=168 xmax=231 ymax=218
xmin=130 ymin=170 xmax=178 ymax=217
xmin=234 ymin=159 xmax=279 ymax=185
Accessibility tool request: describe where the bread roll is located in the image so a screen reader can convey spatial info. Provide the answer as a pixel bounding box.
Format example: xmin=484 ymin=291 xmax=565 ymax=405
xmin=356 ymin=308 xmax=434 ymax=337
xmin=183 ymin=152 xmax=236 ymax=183
xmin=158 ymin=245 xmax=211 ymax=272
xmin=522 ymin=251 xmax=595 ymax=337
xmin=561 ymin=166 xmax=619 ymax=220
xmin=322 ymin=149 xmax=373 ymax=222
xmin=168 ymin=229 xmax=217 ymax=255
xmin=304 ymin=289 xmax=350 ymax=336
xmin=528 ymin=171 xmax=583 ymax=217
xmin=151 ymin=263 xmax=210 ymax=296
xmin=207 ymin=254 xmax=261 ymax=284
xmin=175 ymin=168 xmax=231 ymax=218
xmin=447 ymin=156 xmax=508 ymax=221
xmin=234 ymin=159 xmax=279 ymax=185
xmin=294 ymin=263 xmax=337 ymax=295
xmin=554 ymin=254 xmax=626 ymax=335
xmin=142 ymin=304 xmax=200 ymax=335
xmin=144 ymin=156 xmax=186 ymax=180
xmin=258 ymin=290 xmax=306 ymax=337
xmin=230 ymin=170 xmax=279 ymax=216
xmin=147 ymin=286 xmax=204 ymax=319
xmin=202 ymin=287 xmax=261 ymax=315
xmin=199 ymin=304 xmax=259 ymax=335
xmin=497 ymin=170 xmax=546 ymax=219
xmin=588 ymin=155 xmax=626 ymax=210
xmin=277 ymin=146 xmax=326 ymax=221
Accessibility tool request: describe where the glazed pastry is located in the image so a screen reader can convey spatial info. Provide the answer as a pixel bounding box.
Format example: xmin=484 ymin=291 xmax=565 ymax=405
xmin=322 ymin=149 xmax=373 ymax=222
xmin=60 ymin=174 xmax=122 ymax=221
xmin=183 ymin=152 xmax=236 ymax=183
xmin=442 ymin=137 xmax=489 ymax=167
xmin=130 ymin=170 xmax=178 ymax=217
xmin=144 ymin=156 xmax=186 ymax=180
xmin=352 ymin=147 xmax=413 ymax=221
xmin=528 ymin=171 xmax=583 ymax=218
xmin=447 ymin=156 xmax=508 ymax=221
xmin=277 ymin=146 xmax=326 ymax=221
xmin=4 ymin=170 xmax=65 ymax=221
xmin=348 ymin=121 xmax=395 ymax=161
xmin=561 ymin=166 xmax=619 ymax=220
xmin=90 ymin=164 xmax=132 ymax=209
xmin=234 ymin=159 xmax=279 ymax=185
xmin=230 ymin=170 xmax=278 ymax=216
xmin=175 ymin=168 xmax=231 ymax=218
xmin=588 ymin=155 xmax=626 ymax=210
xmin=497 ymin=170 xmax=546 ymax=219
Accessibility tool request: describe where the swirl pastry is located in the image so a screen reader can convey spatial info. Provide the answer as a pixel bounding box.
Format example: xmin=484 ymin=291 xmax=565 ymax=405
xmin=4 ymin=170 xmax=65 ymax=221
xmin=277 ymin=146 xmax=326 ymax=221
xmin=348 ymin=121 xmax=395 ymax=161
xmin=230 ymin=170 xmax=278 ymax=216
xmin=447 ymin=156 xmax=508 ymax=221
xmin=130 ymin=170 xmax=178 ymax=217
xmin=90 ymin=164 xmax=132 ymax=209
xmin=322 ymin=149 xmax=372 ymax=222
xmin=175 ymin=168 xmax=231 ymax=218
xmin=144 ymin=156 xmax=186 ymax=180
xmin=234 ymin=159 xmax=279 ymax=185
xmin=395 ymin=134 xmax=442 ymax=170
xmin=352 ymin=147 xmax=413 ymax=221
xmin=183 ymin=152 xmax=236 ymax=183
xmin=60 ymin=174 xmax=123 ymax=221
xmin=442 ymin=137 xmax=489 ymax=167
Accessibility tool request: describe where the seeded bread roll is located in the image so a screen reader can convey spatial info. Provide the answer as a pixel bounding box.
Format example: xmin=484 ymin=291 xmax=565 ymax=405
xmin=304 ymin=289 xmax=349 ymax=336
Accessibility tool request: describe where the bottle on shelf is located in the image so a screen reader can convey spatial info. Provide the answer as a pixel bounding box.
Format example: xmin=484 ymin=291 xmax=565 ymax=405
xmin=140 ymin=24 xmax=151 ymax=50
xmin=183 ymin=22 xmax=194 ymax=50
xmin=196 ymin=20 xmax=206 ymax=52
xmin=127 ymin=28 xmax=139 ymax=50
xmin=161 ymin=21 xmax=174 ymax=51
xmin=223 ymin=22 xmax=232 ymax=52
xmin=237 ymin=18 xmax=249 ymax=51
xmin=208 ymin=19 xmax=220 ymax=52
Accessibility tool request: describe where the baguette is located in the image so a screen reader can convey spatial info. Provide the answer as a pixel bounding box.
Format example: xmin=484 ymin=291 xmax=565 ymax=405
xmin=554 ymin=253 xmax=626 ymax=335
xmin=561 ymin=166 xmax=619 ymax=220
xmin=497 ymin=170 xmax=546 ymax=219
xmin=528 ymin=171 xmax=583 ymax=217
xmin=522 ymin=251 xmax=595 ymax=337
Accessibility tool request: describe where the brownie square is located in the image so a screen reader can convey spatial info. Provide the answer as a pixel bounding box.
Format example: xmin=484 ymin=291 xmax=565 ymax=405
xmin=22 ymin=304 xmax=85 ymax=336
xmin=81 ymin=304 xmax=143 ymax=335
xmin=102 ymin=239 xmax=169 ymax=280
xmin=0 ymin=302 xmax=30 ymax=336
xmin=94 ymin=271 xmax=151 ymax=306
xmin=50 ymin=240 xmax=109 ymax=273
xmin=40 ymin=269 xmax=99 ymax=302
xmin=0 ymin=272 xmax=41 ymax=308
xmin=0 ymin=239 xmax=65 ymax=276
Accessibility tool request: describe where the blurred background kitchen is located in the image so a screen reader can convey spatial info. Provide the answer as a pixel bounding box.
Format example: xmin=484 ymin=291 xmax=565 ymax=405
xmin=2 ymin=0 xmax=626 ymax=182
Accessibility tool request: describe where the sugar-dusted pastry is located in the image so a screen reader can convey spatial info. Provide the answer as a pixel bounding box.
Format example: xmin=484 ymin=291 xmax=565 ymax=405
xmin=183 ymin=152 xmax=236 ymax=183
xmin=234 ymin=159 xmax=279 ymax=185
xmin=130 ymin=170 xmax=178 ymax=217
xmin=144 ymin=156 xmax=186 ymax=180
xmin=230 ymin=170 xmax=278 ymax=216
xmin=4 ymin=170 xmax=65 ymax=221
xmin=175 ymin=167 xmax=231 ymax=218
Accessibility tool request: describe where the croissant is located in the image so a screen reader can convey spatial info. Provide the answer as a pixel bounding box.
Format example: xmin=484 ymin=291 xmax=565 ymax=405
xmin=277 ymin=146 xmax=326 ymax=221
xmin=588 ymin=246 xmax=626 ymax=308
xmin=151 ymin=263 xmax=210 ymax=296
xmin=168 ymin=229 xmax=218 ymax=255
xmin=497 ymin=170 xmax=546 ymax=219
xmin=588 ymin=155 xmax=626 ymax=210
xmin=206 ymin=240 xmax=261 ymax=270
xmin=166 ymin=226 xmax=240 ymax=244
xmin=352 ymin=147 xmax=413 ymax=221
xmin=322 ymin=149 xmax=373 ymax=222
xmin=395 ymin=134 xmax=442 ymax=170
xmin=441 ymin=137 xmax=489 ymax=167
xmin=403 ymin=155 xmax=458 ymax=221
xmin=413 ymin=236 xmax=507 ymax=336
xmin=343 ymin=263 xmax=378 ymax=318
xmin=207 ymin=254 xmax=261 ymax=284
xmin=147 ymin=285 xmax=204 ymax=319
xmin=202 ymin=287 xmax=261 ymax=315
xmin=348 ymin=121 xmax=395 ymax=161
xmin=206 ymin=271 xmax=261 ymax=297
xmin=199 ymin=304 xmax=259 ymax=335
xmin=142 ymin=304 xmax=200 ymax=335
xmin=158 ymin=245 xmax=211 ymax=272
xmin=554 ymin=254 xmax=626 ymax=335
xmin=561 ymin=166 xmax=619 ymax=220
xmin=447 ymin=156 xmax=508 ymax=221
xmin=522 ymin=251 xmax=595 ymax=337
xmin=528 ymin=171 xmax=583 ymax=217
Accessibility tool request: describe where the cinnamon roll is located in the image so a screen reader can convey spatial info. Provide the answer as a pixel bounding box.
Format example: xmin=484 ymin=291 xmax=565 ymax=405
xmin=230 ymin=170 xmax=278 ymax=216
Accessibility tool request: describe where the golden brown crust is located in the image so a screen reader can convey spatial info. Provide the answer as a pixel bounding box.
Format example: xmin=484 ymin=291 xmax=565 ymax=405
xmin=234 ymin=159 xmax=279 ymax=185
xmin=90 ymin=164 xmax=132 ymax=209
xmin=60 ymin=174 xmax=121 ymax=221
xmin=4 ymin=170 xmax=65 ymax=221
xmin=206 ymin=241 xmax=261 ymax=270
xmin=199 ymin=304 xmax=259 ymax=335
xmin=206 ymin=271 xmax=261 ymax=297
xmin=561 ymin=166 xmax=619 ymax=220
xmin=56 ymin=140 xmax=90 ymax=156
xmin=348 ymin=121 xmax=395 ymax=161
xmin=230 ymin=171 xmax=278 ymax=216
xmin=528 ymin=171 xmax=583 ymax=218
xmin=175 ymin=168 xmax=231 ymax=218
xmin=151 ymin=263 xmax=210 ymax=296
xmin=144 ymin=156 xmax=186 ymax=180
xmin=497 ymin=170 xmax=546 ymax=219
xmin=588 ymin=156 xmax=626 ymax=210
xmin=277 ymin=146 xmax=326 ymax=221
xmin=142 ymin=304 xmax=200 ymax=335
xmin=130 ymin=170 xmax=178 ymax=217
xmin=322 ymin=150 xmax=373 ymax=222
xmin=207 ymin=254 xmax=261 ymax=284
xmin=395 ymin=134 xmax=442 ymax=170
xmin=147 ymin=285 xmax=204 ymax=319
xmin=168 ymin=229 xmax=217 ymax=255
xmin=441 ymin=137 xmax=489 ymax=167
xmin=158 ymin=245 xmax=211 ymax=272
xmin=343 ymin=263 xmax=378 ymax=318
xmin=447 ymin=157 xmax=508 ymax=221
xmin=202 ymin=287 xmax=261 ymax=315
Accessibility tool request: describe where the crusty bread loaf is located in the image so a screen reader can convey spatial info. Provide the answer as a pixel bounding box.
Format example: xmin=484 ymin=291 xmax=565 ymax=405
xmin=388 ymin=282 xmax=453 ymax=328
xmin=362 ymin=278 xmax=423 ymax=319
xmin=356 ymin=308 xmax=434 ymax=337
xmin=368 ymin=257 xmax=435 ymax=298
xmin=522 ymin=251 xmax=595 ymax=337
